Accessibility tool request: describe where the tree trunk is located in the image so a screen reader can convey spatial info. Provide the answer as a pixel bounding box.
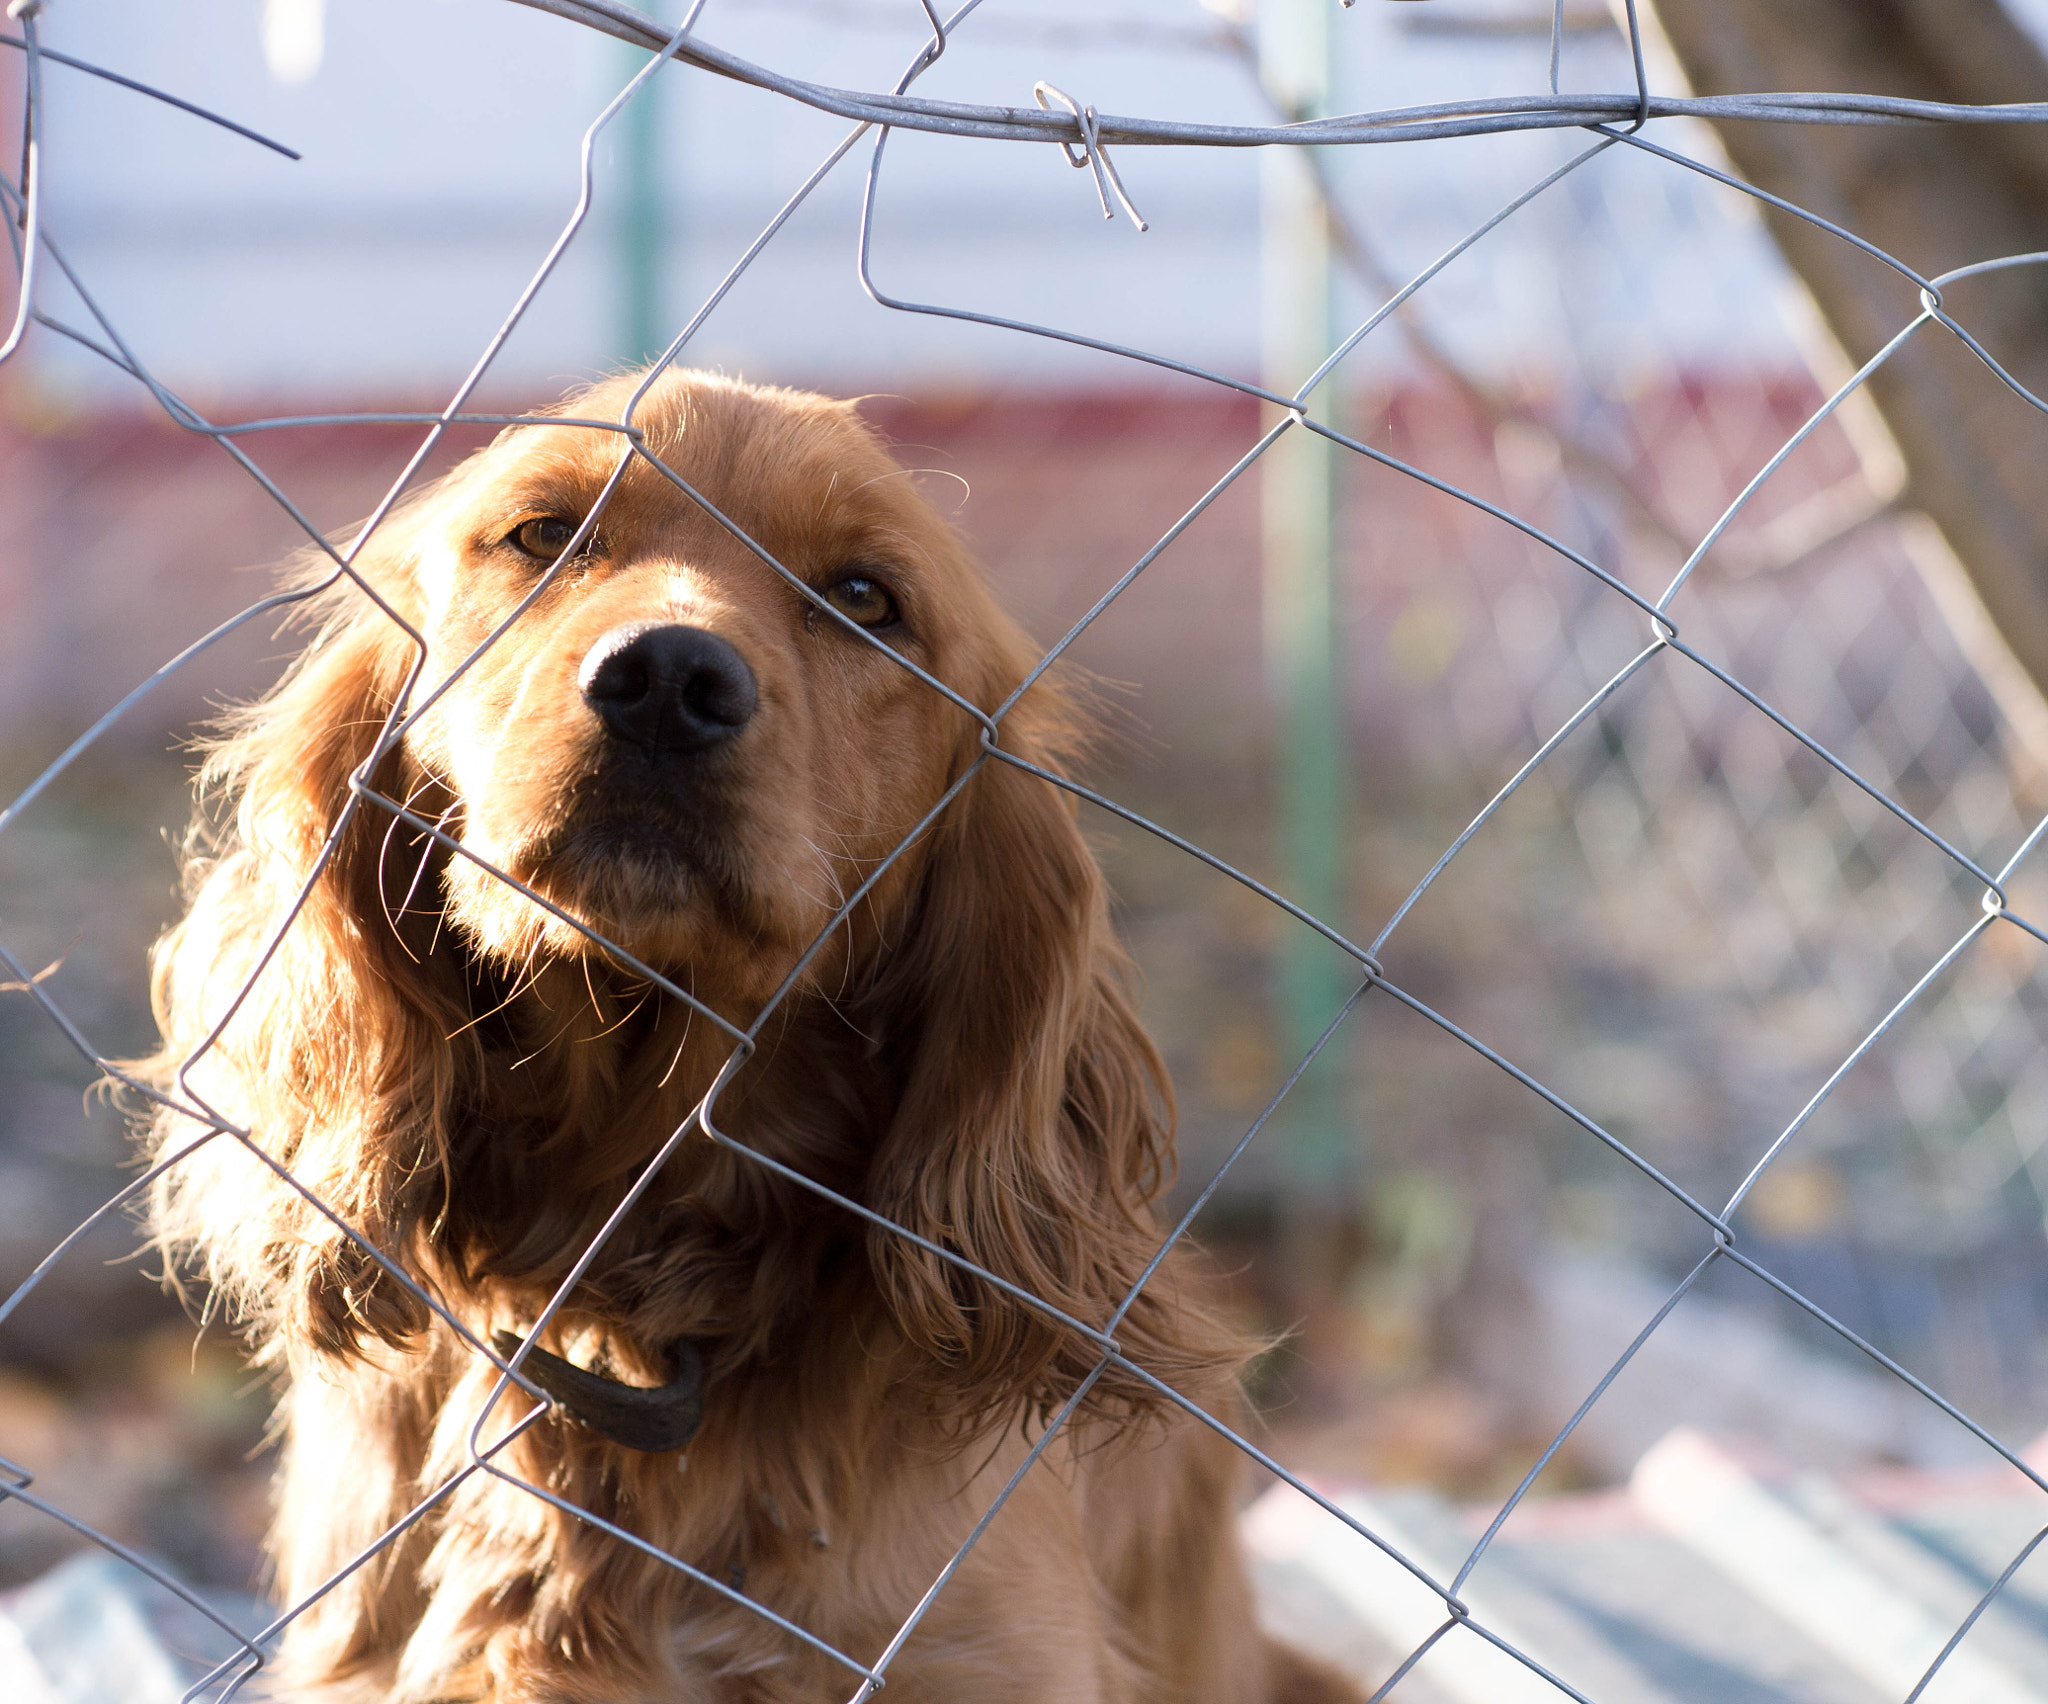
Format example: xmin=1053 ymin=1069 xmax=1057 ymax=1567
xmin=1640 ymin=0 xmax=2048 ymax=737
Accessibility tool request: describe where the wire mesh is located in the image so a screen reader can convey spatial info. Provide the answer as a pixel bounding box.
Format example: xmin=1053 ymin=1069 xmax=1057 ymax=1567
xmin=5 ymin=1 xmax=2048 ymax=1700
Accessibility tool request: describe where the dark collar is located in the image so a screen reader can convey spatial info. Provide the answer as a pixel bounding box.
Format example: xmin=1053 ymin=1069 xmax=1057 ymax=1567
xmin=491 ymin=1331 xmax=705 ymax=1453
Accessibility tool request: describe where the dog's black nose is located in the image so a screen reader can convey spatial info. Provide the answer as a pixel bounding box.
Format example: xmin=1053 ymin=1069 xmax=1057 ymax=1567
xmin=579 ymin=624 xmax=757 ymax=756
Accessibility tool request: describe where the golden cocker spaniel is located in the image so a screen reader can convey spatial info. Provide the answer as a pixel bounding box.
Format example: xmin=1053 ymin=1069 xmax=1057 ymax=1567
xmin=141 ymin=370 xmax=1358 ymax=1703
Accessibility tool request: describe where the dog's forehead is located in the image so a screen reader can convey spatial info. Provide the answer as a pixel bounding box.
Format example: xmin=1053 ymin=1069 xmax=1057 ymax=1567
xmin=468 ymin=381 xmax=915 ymax=555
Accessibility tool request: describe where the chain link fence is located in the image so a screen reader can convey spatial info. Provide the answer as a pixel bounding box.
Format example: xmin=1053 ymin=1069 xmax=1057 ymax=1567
xmin=6 ymin=1 xmax=2048 ymax=1699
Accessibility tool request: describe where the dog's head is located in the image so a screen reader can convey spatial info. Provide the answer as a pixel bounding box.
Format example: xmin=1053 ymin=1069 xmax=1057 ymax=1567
xmin=384 ymin=373 xmax=1046 ymax=1000
xmin=145 ymin=371 xmax=1222 ymax=1426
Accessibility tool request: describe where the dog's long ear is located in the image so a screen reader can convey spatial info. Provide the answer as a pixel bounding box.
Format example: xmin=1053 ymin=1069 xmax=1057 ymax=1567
xmin=144 ymin=549 xmax=468 ymax=1363
xmin=862 ymin=688 xmax=1236 ymax=1429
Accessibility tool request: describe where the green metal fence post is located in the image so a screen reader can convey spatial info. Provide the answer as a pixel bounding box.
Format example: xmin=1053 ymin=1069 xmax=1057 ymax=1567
xmin=617 ymin=40 xmax=665 ymax=367
xmin=1261 ymin=0 xmax=1354 ymax=1212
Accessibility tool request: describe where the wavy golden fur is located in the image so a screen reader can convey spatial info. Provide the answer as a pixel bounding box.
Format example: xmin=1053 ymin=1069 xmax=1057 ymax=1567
xmin=140 ymin=370 xmax=1357 ymax=1703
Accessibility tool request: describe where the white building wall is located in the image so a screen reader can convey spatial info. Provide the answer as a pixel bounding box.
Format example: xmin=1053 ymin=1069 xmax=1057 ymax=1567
xmin=5 ymin=0 xmax=1842 ymax=405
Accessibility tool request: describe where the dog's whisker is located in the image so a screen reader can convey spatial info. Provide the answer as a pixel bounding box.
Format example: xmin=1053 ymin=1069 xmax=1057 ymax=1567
xmin=505 ymin=1010 xmax=584 ymax=1073
xmin=374 ymin=823 xmax=421 ymax=962
xmin=654 ymin=985 xmax=697 ymax=1090
xmin=841 ymin=464 xmax=971 ymax=506
xmin=581 ymin=986 xmax=654 ymax=1045
xmin=441 ymin=985 xmax=520 ymax=1045
xmin=423 ymin=831 xmax=460 ymax=958
xmin=373 ymin=775 xmax=440 ymax=964
xmin=375 ymin=770 xmax=455 ymax=963
xmin=576 ymin=959 xmax=654 ymax=1046
xmin=398 ymin=793 xmax=459 ymax=933
xmin=502 ymin=935 xmax=552 ymax=1013
xmin=791 ymin=835 xmax=854 ymax=932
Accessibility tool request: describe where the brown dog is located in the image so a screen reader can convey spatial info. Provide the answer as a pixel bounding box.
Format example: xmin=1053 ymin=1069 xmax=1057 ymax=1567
xmin=142 ymin=370 xmax=1357 ymax=1702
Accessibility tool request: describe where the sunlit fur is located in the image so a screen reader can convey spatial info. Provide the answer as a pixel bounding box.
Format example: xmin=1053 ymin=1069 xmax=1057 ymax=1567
xmin=140 ymin=371 xmax=1359 ymax=1703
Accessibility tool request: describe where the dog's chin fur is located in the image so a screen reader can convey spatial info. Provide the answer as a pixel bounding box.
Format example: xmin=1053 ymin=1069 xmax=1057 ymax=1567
xmin=446 ymin=824 xmax=786 ymax=986
xmin=135 ymin=369 xmax=1361 ymax=1704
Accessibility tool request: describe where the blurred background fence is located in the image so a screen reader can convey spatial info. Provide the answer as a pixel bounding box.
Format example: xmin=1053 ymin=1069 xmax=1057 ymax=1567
xmin=9 ymin=1 xmax=2048 ymax=1698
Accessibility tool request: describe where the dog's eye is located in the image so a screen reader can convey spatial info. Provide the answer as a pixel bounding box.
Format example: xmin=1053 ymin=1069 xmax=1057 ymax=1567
xmin=822 ymin=575 xmax=900 ymax=630
xmin=508 ymin=515 xmax=581 ymax=560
